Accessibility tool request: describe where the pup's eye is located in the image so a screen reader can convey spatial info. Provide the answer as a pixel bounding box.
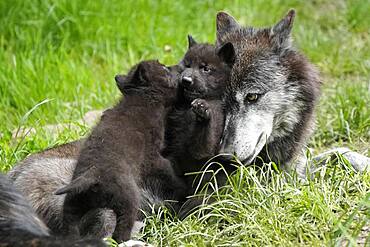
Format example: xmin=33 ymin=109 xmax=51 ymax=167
xmin=245 ymin=93 xmax=260 ymax=103
xmin=183 ymin=61 xmax=191 ymax=68
xmin=201 ymin=65 xmax=211 ymax=72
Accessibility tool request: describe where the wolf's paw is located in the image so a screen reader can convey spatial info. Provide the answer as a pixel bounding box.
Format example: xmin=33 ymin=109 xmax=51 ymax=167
xmin=191 ymin=99 xmax=210 ymax=120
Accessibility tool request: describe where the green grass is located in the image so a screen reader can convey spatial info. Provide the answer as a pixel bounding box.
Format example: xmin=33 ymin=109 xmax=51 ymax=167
xmin=0 ymin=0 xmax=369 ymax=246
xmin=141 ymin=161 xmax=369 ymax=246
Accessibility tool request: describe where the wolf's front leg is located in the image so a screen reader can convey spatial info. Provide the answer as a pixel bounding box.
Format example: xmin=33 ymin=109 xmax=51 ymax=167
xmin=312 ymin=147 xmax=370 ymax=172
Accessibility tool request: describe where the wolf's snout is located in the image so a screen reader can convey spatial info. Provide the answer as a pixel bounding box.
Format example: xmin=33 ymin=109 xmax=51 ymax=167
xmin=181 ymin=76 xmax=193 ymax=87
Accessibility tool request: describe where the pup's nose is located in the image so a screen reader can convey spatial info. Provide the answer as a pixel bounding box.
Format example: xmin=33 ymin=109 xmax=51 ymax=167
xmin=181 ymin=76 xmax=193 ymax=87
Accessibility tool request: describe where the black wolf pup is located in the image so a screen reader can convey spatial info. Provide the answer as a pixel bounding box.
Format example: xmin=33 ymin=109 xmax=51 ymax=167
xmin=56 ymin=60 xmax=187 ymax=242
xmin=0 ymin=173 xmax=105 ymax=247
xmin=163 ymin=36 xmax=234 ymax=217
xmin=164 ymin=35 xmax=234 ymax=183
xmin=216 ymin=10 xmax=321 ymax=177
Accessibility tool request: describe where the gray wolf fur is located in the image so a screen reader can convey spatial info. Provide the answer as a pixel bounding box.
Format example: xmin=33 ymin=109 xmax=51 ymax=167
xmin=216 ymin=10 xmax=321 ymax=177
xmin=8 ymin=141 xmax=83 ymax=233
xmin=55 ymin=60 xmax=187 ymax=242
xmin=312 ymin=147 xmax=370 ymax=172
xmin=8 ymin=140 xmax=117 ymax=239
xmin=0 ymin=173 xmax=105 ymax=247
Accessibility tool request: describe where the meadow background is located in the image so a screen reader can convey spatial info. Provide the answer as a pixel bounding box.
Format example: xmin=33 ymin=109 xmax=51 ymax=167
xmin=0 ymin=0 xmax=369 ymax=246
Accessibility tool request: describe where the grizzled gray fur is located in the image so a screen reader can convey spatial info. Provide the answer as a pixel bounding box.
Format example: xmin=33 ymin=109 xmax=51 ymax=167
xmin=0 ymin=173 xmax=105 ymax=246
xmin=8 ymin=141 xmax=83 ymax=233
xmin=216 ymin=10 xmax=321 ymax=177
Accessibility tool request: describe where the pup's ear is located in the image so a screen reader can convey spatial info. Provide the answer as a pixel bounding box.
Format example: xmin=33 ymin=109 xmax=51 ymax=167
xmin=217 ymin=42 xmax=236 ymax=66
xmin=187 ymin=35 xmax=197 ymax=48
xmin=116 ymin=63 xmax=151 ymax=93
xmin=270 ymin=9 xmax=295 ymax=49
xmin=115 ymin=74 xmax=127 ymax=93
xmin=132 ymin=62 xmax=150 ymax=84
xmin=216 ymin=11 xmax=240 ymax=43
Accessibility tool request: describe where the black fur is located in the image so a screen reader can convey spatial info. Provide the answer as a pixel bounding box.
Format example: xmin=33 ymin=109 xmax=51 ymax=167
xmin=164 ymin=37 xmax=231 ymax=176
xmin=56 ymin=60 xmax=187 ymax=242
xmin=163 ymin=37 xmax=232 ymax=217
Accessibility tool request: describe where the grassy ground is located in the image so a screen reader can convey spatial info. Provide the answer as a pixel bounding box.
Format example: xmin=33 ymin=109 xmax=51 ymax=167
xmin=0 ymin=0 xmax=369 ymax=246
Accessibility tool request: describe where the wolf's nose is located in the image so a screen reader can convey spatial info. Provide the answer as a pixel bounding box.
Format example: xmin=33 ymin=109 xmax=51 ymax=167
xmin=181 ymin=76 xmax=193 ymax=87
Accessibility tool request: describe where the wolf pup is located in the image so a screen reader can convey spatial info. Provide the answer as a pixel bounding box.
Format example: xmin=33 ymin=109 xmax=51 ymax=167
xmin=0 ymin=173 xmax=106 ymax=247
xmin=55 ymin=60 xmax=187 ymax=242
xmin=164 ymin=35 xmax=233 ymax=176
xmin=163 ymin=36 xmax=234 ymax=217
xmin=215 ymin=10 xmax=321 ymax=177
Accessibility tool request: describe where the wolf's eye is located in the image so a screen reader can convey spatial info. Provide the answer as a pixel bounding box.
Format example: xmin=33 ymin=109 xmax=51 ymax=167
xmin=245 ymin=93 xmax=259 ymax=103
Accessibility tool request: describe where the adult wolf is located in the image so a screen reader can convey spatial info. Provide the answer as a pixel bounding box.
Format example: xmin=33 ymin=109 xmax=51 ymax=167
xmin=216 ymin=10 xmax=321 ymax=177
xmin=0 ymin=173 xmax=106 ymax=246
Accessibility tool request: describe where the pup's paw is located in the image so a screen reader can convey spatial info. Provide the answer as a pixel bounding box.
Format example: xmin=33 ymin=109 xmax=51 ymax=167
xmin=191 ymin=99 xmax=211 ymax=120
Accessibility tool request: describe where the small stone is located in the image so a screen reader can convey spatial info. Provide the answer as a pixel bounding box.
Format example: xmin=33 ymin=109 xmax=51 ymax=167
xmin=12 ymin=127 xmax=36 ymax=139
xmin=164 ymin=45 xmax=172 ymax=52
xmin=119 ymin=240 xmax=154 ymax=247
xmin=82 ymin=110 xmax=104 ymax=127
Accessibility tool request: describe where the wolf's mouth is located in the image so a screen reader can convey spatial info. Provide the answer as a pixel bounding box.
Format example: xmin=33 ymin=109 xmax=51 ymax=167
xmin=242 ymin=149 xmax=257 ymax=165
xmin=242 ymin=132 xmax=265 ymax=165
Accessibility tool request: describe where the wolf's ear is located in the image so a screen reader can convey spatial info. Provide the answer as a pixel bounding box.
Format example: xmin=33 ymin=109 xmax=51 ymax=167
xmin=217 ymin=42 xmax=236 ymax=66
xmin=270 ymin=9 xmax=295 ymax=49
xmin=216 ymin=12 xmax=239 ymax=32
xmin=187 ymin=35 xmax=197 ymax=48
xmin=216 ymin=12 xmax=240 ymax=43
